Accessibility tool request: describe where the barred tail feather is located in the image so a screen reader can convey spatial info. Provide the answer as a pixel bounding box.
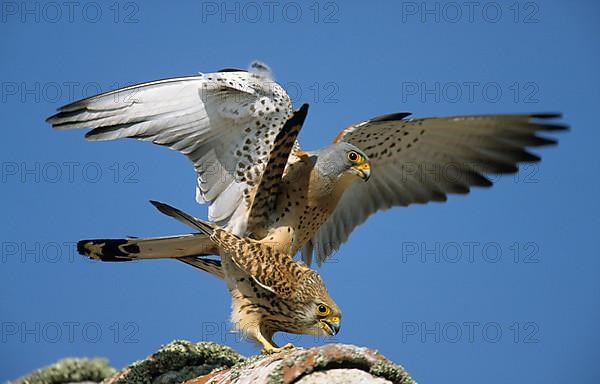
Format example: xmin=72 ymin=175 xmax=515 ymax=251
xmin=77 ymin=233 xmax=217 ymax=262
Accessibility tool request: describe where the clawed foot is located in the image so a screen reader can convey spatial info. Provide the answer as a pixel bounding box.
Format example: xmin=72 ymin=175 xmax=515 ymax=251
xmin=261 ymin=343 xmax=295 ymax=355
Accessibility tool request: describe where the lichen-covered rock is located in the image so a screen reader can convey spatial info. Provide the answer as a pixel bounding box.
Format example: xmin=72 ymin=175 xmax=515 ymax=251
xmin=184 ymin=343 xmax=415 ymax=384
xmin=13 ymin=341 xmax=414 ymax=384
xmin=105 ymin=340 xmax=245 ymax=384
xmin=295 ymin=369 xmax=392 ymax=384
xmin=14 ymin=358 xmax=116 ymax=384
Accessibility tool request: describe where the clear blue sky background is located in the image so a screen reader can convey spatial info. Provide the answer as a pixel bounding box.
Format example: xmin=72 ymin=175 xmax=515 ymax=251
xmin=1 ymin=1 xmax=598 ymax=382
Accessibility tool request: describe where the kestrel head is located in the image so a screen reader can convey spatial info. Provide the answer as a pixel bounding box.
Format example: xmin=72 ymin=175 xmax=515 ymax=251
xmin=314 ymin=142 xmax=371 ymax=183
xmin=293 ymin=270 xmax=342 ymax=337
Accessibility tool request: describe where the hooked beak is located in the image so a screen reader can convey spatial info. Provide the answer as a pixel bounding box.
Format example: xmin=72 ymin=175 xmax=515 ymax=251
xmin=320 ymin=317 xmax=341 ymax=336
xmin=351 ymin=162 xmax=371 ymax=181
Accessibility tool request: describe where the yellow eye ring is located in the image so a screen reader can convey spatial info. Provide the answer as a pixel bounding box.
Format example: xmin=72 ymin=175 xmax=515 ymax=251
xmin=347 ymin=151 xmax=361 ymax=163
xmin=317 ymin=304 xmax=331 ymax=316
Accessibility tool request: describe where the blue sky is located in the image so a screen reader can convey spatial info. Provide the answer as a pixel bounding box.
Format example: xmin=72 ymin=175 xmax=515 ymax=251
xmin=1 ymin=0 xmax=599 ymax=382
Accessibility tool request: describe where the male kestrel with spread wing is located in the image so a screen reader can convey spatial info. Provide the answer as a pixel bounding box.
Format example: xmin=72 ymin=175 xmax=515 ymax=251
xmin=47 ymin=62 xmax=566 ymax=267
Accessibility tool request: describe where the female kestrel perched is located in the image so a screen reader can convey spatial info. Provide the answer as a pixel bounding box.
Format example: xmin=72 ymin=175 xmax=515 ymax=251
xmin=47 ymin=61 xmax=566 ymax=266
xmin=149 ymin=200 xmax=341 ymax=354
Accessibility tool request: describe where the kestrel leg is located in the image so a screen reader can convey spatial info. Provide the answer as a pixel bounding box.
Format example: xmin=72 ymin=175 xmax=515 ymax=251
xmin=255 ymin=327 xmax=294 ymax=354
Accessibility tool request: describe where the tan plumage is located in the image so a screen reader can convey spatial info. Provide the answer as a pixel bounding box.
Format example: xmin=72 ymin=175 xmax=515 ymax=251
xmin=149 ymin=200 xmax=340 ymax=353
xmin=54 ymin=65 xmax=566 ymax=266
xmin=49 ymin=62 xmax=566 ymax=349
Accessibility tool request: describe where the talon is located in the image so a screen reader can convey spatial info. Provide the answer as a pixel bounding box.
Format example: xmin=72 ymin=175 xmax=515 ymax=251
xmin=261 ymin=343 xmax=295 ymax=354
xmin=261 ymin=347 xmax=276 ymax=355
xmin=281 ymin=343 xmax=294 ymax=350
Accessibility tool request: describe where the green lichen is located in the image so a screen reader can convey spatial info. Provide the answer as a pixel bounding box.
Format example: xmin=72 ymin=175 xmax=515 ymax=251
xmin=111 ymin=340 xmax=245 ymax=384
xmin=18 ymin=358 xmax=116 ymax=384
xmin=310 ymin=349 xmax=329 ymax=371
xmin=228 ymin=369 xmax=241 ymax=380
xmin=369 ymin=361 xmax=416 ymax=384
xmin=266 ymin=364 xmax=284 ymax=384
xmin=221 ymin=351 xmax=265 ymax=381
xmin=224 ymin=349 xmax=293 ymax=384
xmin=288 ymin=349 xmax=309 ymax=366
xmin=236 ymin=352 xmax=264 ymax=367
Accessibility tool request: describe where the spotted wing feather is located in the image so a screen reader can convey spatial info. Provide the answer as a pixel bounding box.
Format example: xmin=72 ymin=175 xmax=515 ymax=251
xmin=246 ymin=104 xmax=309 ymax=235
xmin=303 ymin=113 xmax=567 ymax=265
xmin=47 ymin=68 xmax=292 ymax=235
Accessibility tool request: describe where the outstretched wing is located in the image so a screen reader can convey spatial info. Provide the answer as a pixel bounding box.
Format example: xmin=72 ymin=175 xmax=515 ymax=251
xmin=302 ymin=113 xmax=567 ymax=265
xmin=47 ymin=66 xmax=292 ymax=235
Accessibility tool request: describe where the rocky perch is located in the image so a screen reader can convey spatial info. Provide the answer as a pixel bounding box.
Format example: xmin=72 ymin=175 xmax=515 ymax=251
xmin=14 ymin=341 xmax=415 ymax=384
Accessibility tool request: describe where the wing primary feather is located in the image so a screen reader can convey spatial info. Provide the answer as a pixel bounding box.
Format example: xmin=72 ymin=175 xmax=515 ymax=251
xmin=369 ymin=112 xmax=412 ymax=123
xmin=530 ymin=113 xmax=562 ymax=120
xmin=84 ymin=122 xmax=142 ymax=139
xmin=217 ymin=68 xmax=247 ymax=73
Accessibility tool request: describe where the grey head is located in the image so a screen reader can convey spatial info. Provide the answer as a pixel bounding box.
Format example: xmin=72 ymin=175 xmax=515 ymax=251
xmin=310 ymin=141 xmax=371 ymax=183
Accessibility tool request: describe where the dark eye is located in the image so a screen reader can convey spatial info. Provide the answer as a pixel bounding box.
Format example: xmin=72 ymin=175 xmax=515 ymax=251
xmin=317 ymin=304 xmax=331 ymax=316
xmin=347 ymin=151 xmax=359 ymax=162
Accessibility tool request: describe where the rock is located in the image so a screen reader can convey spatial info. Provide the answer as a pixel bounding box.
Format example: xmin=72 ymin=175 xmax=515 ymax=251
xmin=13 ymin=358 xmax=116 ymax=384
xmin=105 ymin=340 xmax=244 ymax=384
xmin=12 ymin=341 xmax=415 ymax=384
xmin=295 ymin=369 xmax=392 ymax=384
xmin=182 ymin=343 xmax=414 ymax=384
